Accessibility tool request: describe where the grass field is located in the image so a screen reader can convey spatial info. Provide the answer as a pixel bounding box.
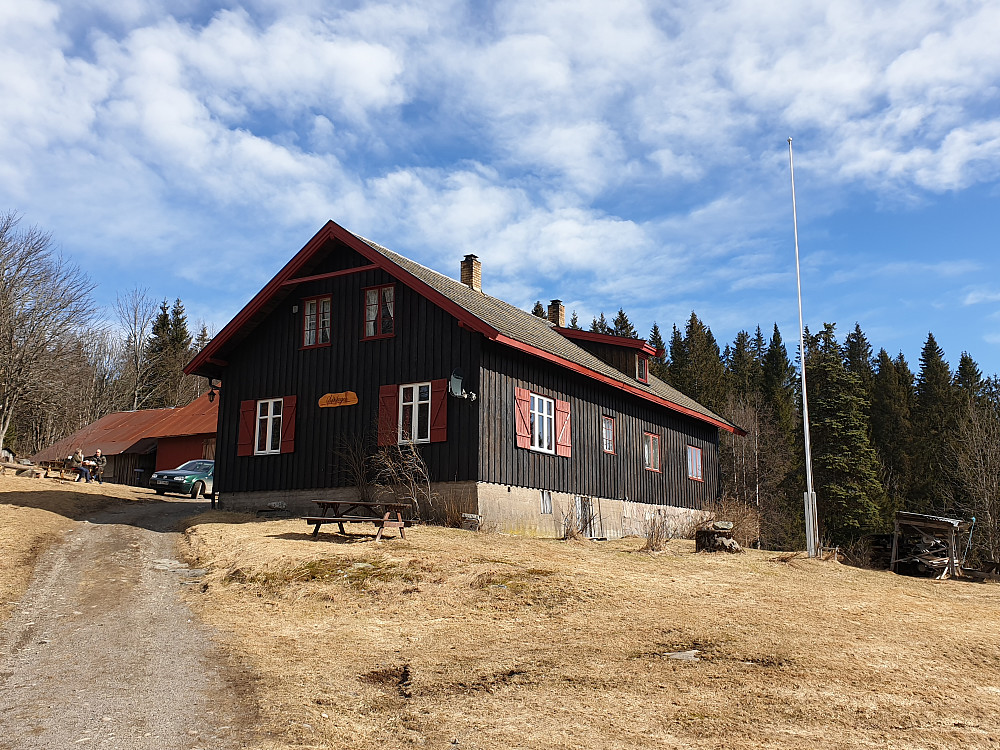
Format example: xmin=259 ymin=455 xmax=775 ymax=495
xmin=180 ymin=514 xmax=1000 ymax=750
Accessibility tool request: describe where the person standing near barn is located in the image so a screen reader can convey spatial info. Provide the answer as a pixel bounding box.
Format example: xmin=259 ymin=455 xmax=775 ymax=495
xmin=89 ymin=448 xmax=106 ymax=484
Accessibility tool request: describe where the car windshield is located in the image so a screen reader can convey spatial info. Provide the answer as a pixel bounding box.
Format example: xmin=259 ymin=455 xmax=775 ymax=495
xmin=176 ymin=461 xmax=213 ymax=473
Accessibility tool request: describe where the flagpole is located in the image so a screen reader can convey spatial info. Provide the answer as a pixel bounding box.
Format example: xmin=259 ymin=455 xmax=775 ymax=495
xmin=788 ymin=137 xmax=819 ymax=558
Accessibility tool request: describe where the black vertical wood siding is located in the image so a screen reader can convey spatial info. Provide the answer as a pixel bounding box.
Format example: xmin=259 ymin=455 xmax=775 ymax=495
xmin=215 ymin=246 xmax=481 ymax=494
xmin=478 ymin=340 xmax=720 ymax=509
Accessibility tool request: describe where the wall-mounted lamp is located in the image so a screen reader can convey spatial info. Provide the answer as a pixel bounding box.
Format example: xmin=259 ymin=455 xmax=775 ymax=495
xmin=207 ymin=379 xmax=221 ymax=403
xmin=448 ymin=367 xmax=477 ymax=401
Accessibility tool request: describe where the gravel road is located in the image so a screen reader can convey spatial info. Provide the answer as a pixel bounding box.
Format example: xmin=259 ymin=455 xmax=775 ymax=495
xmin=0 ymin=499 xmax=255 ymax=749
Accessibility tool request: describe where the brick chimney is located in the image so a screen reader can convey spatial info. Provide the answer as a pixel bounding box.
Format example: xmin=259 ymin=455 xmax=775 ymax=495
xmin=460 ymin=254 xmax=481 ymax=292
xmin=547 ymin=299 xmax=565 ymax=327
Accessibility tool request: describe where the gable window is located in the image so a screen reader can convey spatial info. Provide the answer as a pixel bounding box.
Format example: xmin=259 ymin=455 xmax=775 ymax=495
xmin=364 ymin=284 xmax=395 ymax=339
xmin=637 ymin=354 xmax=649 ymax=383
xmin=399 ymin=382 xmax=431 ymax=443
xmin=514 ymin=387 xmax=572 ymax=457
xmin=302 ymin=296 xmax=331 ymax=348
xmin=237 ymin=396 xmax=297 ymax=457
xmin=601 ymin=416 xmax=615 ymax=454
xmin=540 ymin=490 xmax=553 ymax=514
xmin=643 ymin=432 xmax=661 ymax=472
xmin=687 ymin=445 xmax=704 ymax=481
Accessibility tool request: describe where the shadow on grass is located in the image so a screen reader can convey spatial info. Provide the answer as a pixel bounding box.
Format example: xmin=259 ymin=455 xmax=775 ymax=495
xmin=268 ymin=530 xmax=385 ymax=544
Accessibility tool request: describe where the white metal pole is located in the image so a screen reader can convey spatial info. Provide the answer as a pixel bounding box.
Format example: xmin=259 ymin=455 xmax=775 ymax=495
xmin=788 ymin=137 xmax=820 ymax=558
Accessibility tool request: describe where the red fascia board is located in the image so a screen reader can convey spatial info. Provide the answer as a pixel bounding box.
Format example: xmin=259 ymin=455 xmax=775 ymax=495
xmin=185 ymin=221 xmax=498 ymax=376
xmin=555 ymin=327 xmax=660 ymax=357
xmin=494 ymin=334 xmax=744 ymax=435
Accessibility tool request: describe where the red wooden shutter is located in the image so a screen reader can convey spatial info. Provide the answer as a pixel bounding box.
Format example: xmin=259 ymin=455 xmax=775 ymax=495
xmin=378 ymin=384 xmax=398 ymax=446
xmin=555 ymin=399 xmax=571 ymax=457
xmin=237 ymin=400 xmax=255 ymax=456
xmin=280 ymin=395 xmax=297 ymax=454
xmin=430 ymin=379 xmax=448 ymax=443
xmin=514 ymin=387 xmax=531 ymax=449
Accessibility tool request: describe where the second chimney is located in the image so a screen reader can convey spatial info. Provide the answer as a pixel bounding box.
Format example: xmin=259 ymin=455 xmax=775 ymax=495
xmin=461 ymin=254 xmax=482 ymax=292
xmin=547 ymin=299 xmax=565 ymax=327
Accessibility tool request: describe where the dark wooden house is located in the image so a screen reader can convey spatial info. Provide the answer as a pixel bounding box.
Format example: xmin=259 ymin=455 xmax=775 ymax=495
xmin=185 ymin=221 xmax=743 ymax=537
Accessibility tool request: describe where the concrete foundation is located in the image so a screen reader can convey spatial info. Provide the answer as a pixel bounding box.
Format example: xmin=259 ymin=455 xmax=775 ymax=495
xmin=219 ymin=481 xmax=708 ymax=539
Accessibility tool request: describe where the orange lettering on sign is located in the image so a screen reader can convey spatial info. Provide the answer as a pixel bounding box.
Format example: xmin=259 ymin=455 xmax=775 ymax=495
xmin=318 ymin=391 xmax=359 ymax=408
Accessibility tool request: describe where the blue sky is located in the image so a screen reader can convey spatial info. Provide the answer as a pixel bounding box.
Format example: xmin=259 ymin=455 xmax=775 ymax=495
xmin=3 ymin=0 xmax=999 ymax=376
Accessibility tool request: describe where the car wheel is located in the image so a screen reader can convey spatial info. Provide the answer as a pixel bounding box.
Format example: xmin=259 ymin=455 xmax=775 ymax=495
xmin=191 ymin=481 xmax=204 ymax=499
xmin=154 ymin=489 xmax=166 ymax=495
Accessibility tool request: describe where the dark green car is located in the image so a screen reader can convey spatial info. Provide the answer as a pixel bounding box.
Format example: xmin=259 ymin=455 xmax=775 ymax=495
xmin=150 ymin=459 xmax=215 ymax=499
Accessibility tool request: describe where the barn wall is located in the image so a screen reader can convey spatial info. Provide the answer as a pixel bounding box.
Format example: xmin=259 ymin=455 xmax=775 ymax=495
xmin=215 ymin=242 xmax=482 ymax=496
xmin=478 ymin=340 xmax=720 ymax=509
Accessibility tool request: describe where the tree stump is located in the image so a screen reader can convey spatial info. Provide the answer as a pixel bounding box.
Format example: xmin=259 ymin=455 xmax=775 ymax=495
xmin=696 ymin=521 xmax=743 ymax=554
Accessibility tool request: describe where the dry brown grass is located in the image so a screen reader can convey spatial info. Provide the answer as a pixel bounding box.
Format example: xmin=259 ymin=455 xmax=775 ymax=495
xmin=180 ymin=515 xmax=1000 ymax=750
xmin=0 ymin=474 xmax=152 ymax=621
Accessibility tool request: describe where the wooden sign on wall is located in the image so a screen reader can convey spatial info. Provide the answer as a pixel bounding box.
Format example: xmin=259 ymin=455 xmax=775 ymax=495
xmin=318 ymin=391 xmax=358 ymax=408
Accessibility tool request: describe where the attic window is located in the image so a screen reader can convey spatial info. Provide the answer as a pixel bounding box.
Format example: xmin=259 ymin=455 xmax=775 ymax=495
xmin=637 ymin=355 xmax=649 ymax=383
xmin=302 ymin=296 xmax=331 ymax=348
xmin=363 ymin=284 xmax=394 ymax=339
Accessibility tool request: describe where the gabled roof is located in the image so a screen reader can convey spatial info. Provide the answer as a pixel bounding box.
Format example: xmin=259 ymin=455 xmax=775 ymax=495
xmin=30 ymin=394 xmax=219 ymax=463
xmin=185 ymin=221 xmax=742 ymax=434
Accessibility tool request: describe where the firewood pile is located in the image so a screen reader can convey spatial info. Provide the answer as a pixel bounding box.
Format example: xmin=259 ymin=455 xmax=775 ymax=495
xmin=695 ymin=520 xmax=743 ymax=554
xmin=890 ymin=512 xmax=972 ymax=580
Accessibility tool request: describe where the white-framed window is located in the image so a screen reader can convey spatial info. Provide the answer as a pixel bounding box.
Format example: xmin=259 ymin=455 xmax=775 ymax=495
xmin=303 ymin=296 xmax=331 ymax=347
xmin=687 ymin=445 xmax=704 ymax=481
xmin=255 ymin=398 xmax=283 ymax=455
xmin=530 ymin=393 xmax=555 ymax=453
xmin=399 ymin=382 xmax=431 ymax=443
xmin=540 ymin=489 xmax=553 ymax=514
xmin=601 ymin=415 xmax=615 ymax=454
xmin=642 ymin=432 xmax=661 ymax=472
xmin=364 ymin=284 xmax=395 ymax=339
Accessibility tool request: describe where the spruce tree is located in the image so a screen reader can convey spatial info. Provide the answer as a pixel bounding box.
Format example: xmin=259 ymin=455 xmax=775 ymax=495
xmin=612 ymin=307 xmax=637 ymax=338
xmin=531 ymin=301 xmax=546 ymax=318
xmin=806 ymin=324 xmax=886 ymax=543
xmin=870 ymin=349 xmax=914 ymax=523
xmin=647 ymin=322 xmax=667 ymax=380
xmin=568 ymin=310 xmax=580 ymax=329
xmin=725 ymin=330 xmax=762 ymax=401
xmin=910 ymin=333 xmax=958 ymax=513
xmin=672 ymin=312 xmax=725 ymax=412
xmin=843 ymin=323 xmax=874 ymax=401
xmin=589 ymin=312 xmax=611 ymax=334
xmin=954 ymin=352 xmax=984 ymax=401
xmin=761 ymin=324 xmax=797 ymax=442
xmin=665 ymin=324 xmax=687 ymax=391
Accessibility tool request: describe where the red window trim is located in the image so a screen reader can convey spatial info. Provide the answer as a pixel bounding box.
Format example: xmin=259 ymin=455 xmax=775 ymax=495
xmin=362 ymin=283 xmax=395 ymax=341
xmin=643 ymin=432 xmax=661 ymax=473
xmin=378 ymin=380 xmax=447 ymax=446
xmin=687 ymin=445 xmax=704 ymax=482
xmin=601 ymin=415 xmax=615 ymax=455
xmin=238 ymin=396 xmax=296 ymax=456
xmin=637 ymin=354 xmax=649 ymax=384
xmin=301 ymin=295 xmax=332 ymax=350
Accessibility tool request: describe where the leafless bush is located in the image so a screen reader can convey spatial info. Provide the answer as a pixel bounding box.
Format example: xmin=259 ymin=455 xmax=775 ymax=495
xmin=370 ymin=442 xmax=433 ymax=519
xmin=333 ymin=434 xmax=377 ymax=503
xmin=640 ymin=514 xmax=671 ymax=552
xmin=561 ymin=503 xmax=593 ymax=540
xmin=711 ymin=496 xmax=761 ymax=549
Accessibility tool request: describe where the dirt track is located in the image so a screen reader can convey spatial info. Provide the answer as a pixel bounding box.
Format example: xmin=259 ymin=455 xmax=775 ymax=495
xmin=0 ymin=498 xmax=254 ymax=749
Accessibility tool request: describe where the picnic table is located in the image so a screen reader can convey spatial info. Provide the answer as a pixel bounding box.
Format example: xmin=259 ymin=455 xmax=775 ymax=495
xmin=303 ymin=499 xmax=412 ymax=542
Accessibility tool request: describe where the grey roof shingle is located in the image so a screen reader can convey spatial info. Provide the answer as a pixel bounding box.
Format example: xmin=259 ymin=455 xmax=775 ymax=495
xmin=355 ymin=235 xmax=737 ymax=431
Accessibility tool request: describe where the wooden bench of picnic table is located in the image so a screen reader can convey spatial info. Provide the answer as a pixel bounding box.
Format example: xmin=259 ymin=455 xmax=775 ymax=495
xmin=304 ymin=499 xmax=412 ymax=542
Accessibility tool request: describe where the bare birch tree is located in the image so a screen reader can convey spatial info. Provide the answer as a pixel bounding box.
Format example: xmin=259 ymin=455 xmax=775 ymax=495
xmin=114 ymin=287 xmax=158 ymax=410
xmin=947 ymin=394 xmax=1000 ymax=563
xmin=0 ymin=212 xmax=96 ymax=453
